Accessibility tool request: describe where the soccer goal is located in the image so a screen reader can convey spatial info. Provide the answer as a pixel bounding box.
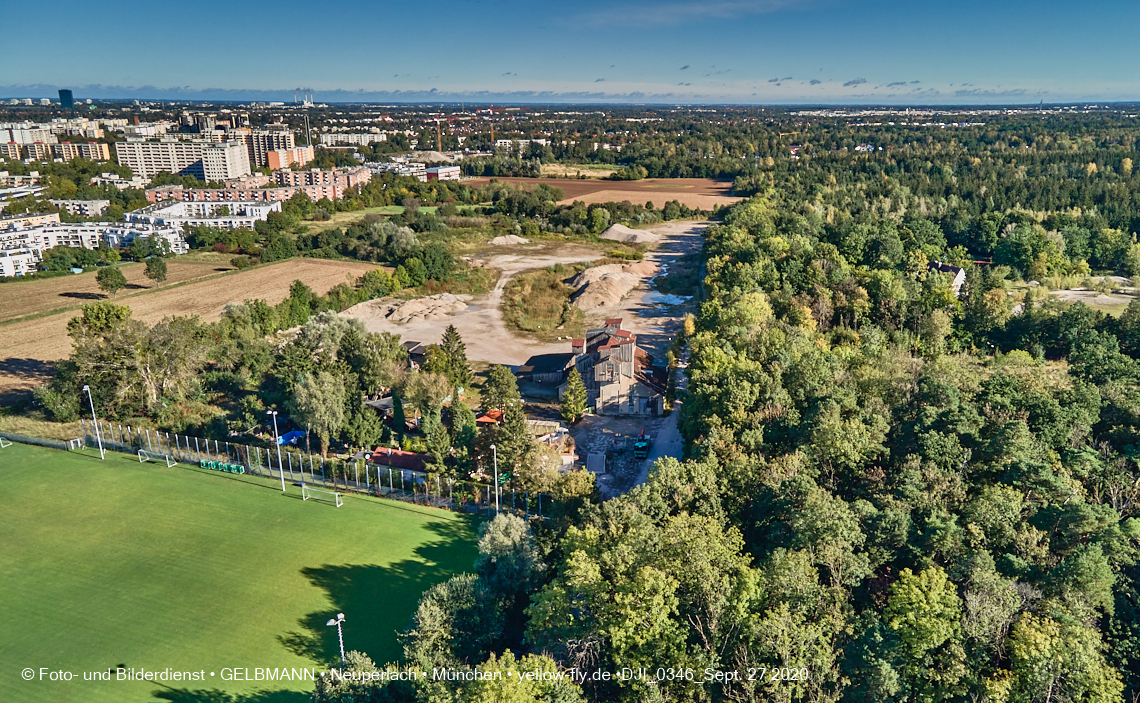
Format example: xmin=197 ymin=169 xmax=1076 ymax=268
xmin=0 ymin=438 xmax=11 ymax=448
xmin=302 ymin=485 xmax=344 ymax=507
xmin=138 ymin=449 xmax=177 ymax=467
xmin=66 ymin=438 xmax=84 ymax=451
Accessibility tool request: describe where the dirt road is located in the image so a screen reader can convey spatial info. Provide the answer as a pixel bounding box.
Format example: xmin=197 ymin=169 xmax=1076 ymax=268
xmin=342 ymin=244 xmax=606 ymax=364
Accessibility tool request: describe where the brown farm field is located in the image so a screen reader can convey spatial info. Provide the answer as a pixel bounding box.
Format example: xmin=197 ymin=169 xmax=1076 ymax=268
xmin=0 ymin=259 xmax=236 ymax=324
xmin=467 ymin=176 xmax=743 ymax=209
xmin=0 ymin=258 xmax=379 ymax=402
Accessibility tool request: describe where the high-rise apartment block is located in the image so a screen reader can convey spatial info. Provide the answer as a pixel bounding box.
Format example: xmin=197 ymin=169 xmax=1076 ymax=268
xmin=51 ymin=142 xmax=111 ymax=162
xmin=115 ymin=139 xmax=251 ymax=180
xmin=267 ymin=145 xmax=314 ymax=170
xmin=248 ymin=128 xmax=295 ymax=168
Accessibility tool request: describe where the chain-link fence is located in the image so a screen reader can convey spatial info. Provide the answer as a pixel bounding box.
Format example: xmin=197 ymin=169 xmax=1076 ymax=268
xmin=77 ymin=418 xmax=552 ymax=518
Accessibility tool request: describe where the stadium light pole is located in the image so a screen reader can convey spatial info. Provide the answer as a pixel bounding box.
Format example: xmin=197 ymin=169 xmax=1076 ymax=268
xmin=81 ymin=385 xmax=104 ymax=459
xmin=268 ymin=410 xmax=285 ymax=492
xmin=326 ymin=613 xmax=346 ymax=666
xmin=489 ymin=444 xmax=499 ymax=514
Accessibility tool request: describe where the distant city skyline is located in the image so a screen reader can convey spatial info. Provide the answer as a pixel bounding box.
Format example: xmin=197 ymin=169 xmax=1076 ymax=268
xmin=5 ymin=0 xmax=1139 ymax=105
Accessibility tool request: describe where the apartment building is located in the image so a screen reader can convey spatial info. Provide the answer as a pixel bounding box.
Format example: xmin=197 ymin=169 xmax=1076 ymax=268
xmin=89 ymin=172 xmax=149 ymax=190
xmin=126 ymin=200 xmax=281 ymax=230
xmin=266 ymin=145 xmax=314 ymax=170
xmin=0 ymin=249 xmax=39 ymax=277
xmin=115 ymin=139 xmax=251 ymax=180
xmin=1 ymin=143 xmax=19 ymax=160
xmin=25 ymin=142 xmax=52 ymax=161
xmin=146 ymin=183 xmax=347 ymax=204
xmin=319 ymin=132 xmax=387 ymax=146
xmin=0 ymin=221 xmax=186 ymax=266
xmin=0 ymin=212 xmax=60 ymax=229
xmin=273 ymin=165 xmax=370 ymax=189
xmin=1 ymin=125 xmax=55 ymax=145
xmin=48 ymin=199 xmax=111 ymax=217
xmin=244 ymin=128 xmax=295 ymax=168
xmin=369 ymin=162 xmax=427 ymax=181
xmin=51 ymin=142 xmax=111 ymax=162
xmin=426 ymin=165 xmax=461 ymax=181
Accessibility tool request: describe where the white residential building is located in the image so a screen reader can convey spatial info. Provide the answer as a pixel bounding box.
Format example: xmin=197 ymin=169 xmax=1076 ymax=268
xmin=319 ymin=132 xmax=388 ymax=146
xmin=368 ymin=161 xmax=427 ymax=181
xmin=89 ymin=172 xmax=149 ymax=191
xmin=115 ymin=138 xmax=251 ymax=180
xmin=0 ymin=249 xmax=39 ymax=277
xmin=49 ymin=199 xmax=111 ymax=217
xmin=125 ymin=200 xmax=281 ymax=230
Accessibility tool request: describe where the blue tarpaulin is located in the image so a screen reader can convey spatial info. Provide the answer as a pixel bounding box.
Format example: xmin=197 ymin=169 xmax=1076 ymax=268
xmin=278 ymin=430 xmax=306 ymax=446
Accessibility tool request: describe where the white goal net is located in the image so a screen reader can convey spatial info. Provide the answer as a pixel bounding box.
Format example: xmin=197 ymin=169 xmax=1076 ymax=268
xmin=138 ymin=449 xmax=177 ymax=467
xmin=302 ymin=485 xmax=344 ymax=507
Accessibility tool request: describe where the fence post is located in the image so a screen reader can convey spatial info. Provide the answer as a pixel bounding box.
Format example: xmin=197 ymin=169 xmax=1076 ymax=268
xmin=145 ymin=429 xmax=152 ymax=452
xmin=389 ymin=468 xmax=393 ymax=495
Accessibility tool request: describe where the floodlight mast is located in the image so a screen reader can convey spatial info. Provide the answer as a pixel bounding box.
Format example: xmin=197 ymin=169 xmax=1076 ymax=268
xmin=490 ymin=444 xmax=499 ymax=514
xmin=82 ymin=385 xmax=104 ymax=459
xmin=326 ymin=613 xmax=346 ymax=665
xmin=268 ymin=410 xmax=285 ymax=492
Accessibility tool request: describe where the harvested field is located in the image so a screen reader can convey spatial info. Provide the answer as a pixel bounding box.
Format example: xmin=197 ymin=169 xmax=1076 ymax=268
xmin=0 ymin=258 xmax=379 ymax=402
xmin=466 ymin=177 xmax=742 ymax=210
xmin=0 ymin=259 xmax=236 ymax=324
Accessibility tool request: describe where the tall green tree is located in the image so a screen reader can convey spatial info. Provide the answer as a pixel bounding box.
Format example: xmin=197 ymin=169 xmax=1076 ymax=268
xmin=440 ymin=324 xmax=475 ymax=389
xmin=291 ymin=370 xmax=346 ymax=457
xmin=561 ymin=367 xmax=587 ymax=423
xmin=144 ymin=257 xmax=167 ymax=287
xmin=483 ymin=364 xmax=521 ymax=413
xmin=95 ymin=267 xmax=127 ymax=298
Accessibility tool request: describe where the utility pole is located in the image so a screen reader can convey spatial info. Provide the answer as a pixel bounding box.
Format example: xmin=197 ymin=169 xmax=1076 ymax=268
xmin=490 ymin=444 xmax=500 ymax=514
xmin=436 ymin=118 xmax=442 ymax=151
xmin=81 ymin=385 xmax=104 ymax=459
xmin=268 ymin=410 xmax=285 ymax=492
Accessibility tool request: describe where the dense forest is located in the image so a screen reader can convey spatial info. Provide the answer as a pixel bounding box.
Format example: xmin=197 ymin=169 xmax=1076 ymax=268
xmin=309 ymin=115 xmax=1140 ymax=703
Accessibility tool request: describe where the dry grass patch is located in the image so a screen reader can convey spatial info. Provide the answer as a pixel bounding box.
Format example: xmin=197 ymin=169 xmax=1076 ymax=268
xmin=502 ymin=265 xmax=586 ymax=341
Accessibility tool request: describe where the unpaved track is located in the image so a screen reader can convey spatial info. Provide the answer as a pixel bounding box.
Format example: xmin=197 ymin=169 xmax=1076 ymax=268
xmin=343 ymin=245 xmax=605 ymax=364
xmin=0 ymin=259 xmax=378 ymax=401
xmin=343 ymin=223 xmax=708 ymax=366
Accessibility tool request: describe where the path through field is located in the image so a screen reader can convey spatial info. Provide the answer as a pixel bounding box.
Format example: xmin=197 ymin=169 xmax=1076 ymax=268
xmin=0 ymin=259 xmax=378 ymax=402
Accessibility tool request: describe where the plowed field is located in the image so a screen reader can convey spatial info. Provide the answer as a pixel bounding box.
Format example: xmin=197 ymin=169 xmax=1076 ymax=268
xmin=466 ymin=176 xmax=742 ymax=209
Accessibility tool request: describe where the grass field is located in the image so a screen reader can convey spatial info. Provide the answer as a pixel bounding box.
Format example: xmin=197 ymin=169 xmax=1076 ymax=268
xmin=0 ymin=442 xmax=477 ymax=703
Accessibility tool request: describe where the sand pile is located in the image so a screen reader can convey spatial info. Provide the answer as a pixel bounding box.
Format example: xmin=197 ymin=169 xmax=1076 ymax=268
xmin=360 ymin=293 xmax=470 ymax=323
xmin=599 ymin=223 xmax=660 ymax=244
xmin=570 ymin=260 xmax=658 ymax=309
xmin=489 ymin=234 xmax=531 ymax=246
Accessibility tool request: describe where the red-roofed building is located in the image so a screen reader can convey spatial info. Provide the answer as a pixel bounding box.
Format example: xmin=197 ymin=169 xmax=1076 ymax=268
xmin=369 ymin=446 xmax=428 ymax=472
xmin=557 ymin=318 xmax=665 ymax=416
xmin=476 ymin=409 xmax=504 ymax=425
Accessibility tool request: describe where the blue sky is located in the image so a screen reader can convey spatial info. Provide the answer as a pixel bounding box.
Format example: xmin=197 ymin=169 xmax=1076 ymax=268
xmin=4 ymin=0 xmax=1139 ymax=104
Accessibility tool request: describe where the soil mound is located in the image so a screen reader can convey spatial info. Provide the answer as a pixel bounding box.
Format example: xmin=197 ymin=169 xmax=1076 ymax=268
xmin=489 ymin=235 xmax=531 ymax=246
xmin=599 ymin=223 xmax=660 ymax=244
xmin=570 ymin=261 xmax=658 ymax=309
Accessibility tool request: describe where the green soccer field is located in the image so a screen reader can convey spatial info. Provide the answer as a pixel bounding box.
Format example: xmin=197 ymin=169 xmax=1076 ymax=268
xmin=0 ymin=442 xmax=478 ymax=703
